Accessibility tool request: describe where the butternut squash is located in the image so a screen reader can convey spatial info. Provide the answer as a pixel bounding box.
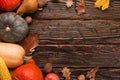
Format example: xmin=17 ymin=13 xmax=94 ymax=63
xmin=0 ymin=57 xmax=12 ymax=80
xmin=0 ymin=42 xmax=25 ymax=68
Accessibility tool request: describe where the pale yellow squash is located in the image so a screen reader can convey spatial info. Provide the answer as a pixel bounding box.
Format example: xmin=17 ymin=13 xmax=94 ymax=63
xmin=0 ymin=42 xmax=25 ymax=68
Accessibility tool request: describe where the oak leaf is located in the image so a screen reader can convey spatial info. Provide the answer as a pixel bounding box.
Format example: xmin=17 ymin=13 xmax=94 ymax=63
xmin=66 ymin=0 xmax=73 ymax=8
xmin=62 ymin=67 xmax=71 ymax=80
xmin=75 ymin=0 xmax=85 ymax=15
xmin=21 ymin=33 xmax=39 ymax=55
xmin=86 ymin=67 xmax=99 ymax=80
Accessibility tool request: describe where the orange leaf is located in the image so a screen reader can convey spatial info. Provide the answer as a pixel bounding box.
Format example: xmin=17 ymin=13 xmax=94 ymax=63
xmin=86 ymin=67 xmax=99 ymax=79
xmin=66 ymin=0 xmax=73 ymax=8
xmin=62 ymin=67 xmax=71 ymax=80
xmin=21 ymin=33 xmax=39 ymax=55
xmin=75 ymin=0 xmax=86 ymax=15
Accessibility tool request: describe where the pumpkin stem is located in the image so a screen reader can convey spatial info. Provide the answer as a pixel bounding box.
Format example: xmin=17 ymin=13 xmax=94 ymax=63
xmin=24 ymin=56 xmax=33 ymax=64
xmin=5 ymin=27 xmax=11 ymax=32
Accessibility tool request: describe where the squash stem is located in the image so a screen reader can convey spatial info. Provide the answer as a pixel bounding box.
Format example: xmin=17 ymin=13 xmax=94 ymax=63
xmin=24 ymin=56 xmax=33 ymax=64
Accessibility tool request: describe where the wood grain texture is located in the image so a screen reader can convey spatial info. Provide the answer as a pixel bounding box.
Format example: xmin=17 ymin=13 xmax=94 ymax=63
xmin=29 ymin=20 xmax=120 ymax=43
xmin=29 ymin=0 xmax=120 ymax=79
xmin=39 ymin=38 xmax=120 ymax=45
xmin=33 ymin=0 xmax=120 ymax=20
xmin=33 ymin=46 xmax=120 ymax=80
xmin=33 ymin=45 xmax=120 ymax=67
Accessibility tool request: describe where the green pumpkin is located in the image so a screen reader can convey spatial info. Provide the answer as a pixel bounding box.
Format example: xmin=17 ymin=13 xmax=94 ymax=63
xmin=0 ymin=12 xmax=29 ymax=42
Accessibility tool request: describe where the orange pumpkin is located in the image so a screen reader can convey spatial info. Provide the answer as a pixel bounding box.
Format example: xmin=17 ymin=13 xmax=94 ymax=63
xmin=12 ymin=59 xmax=44 ymax=80
xmin=0 ymin=0 xmax=21 ymax=11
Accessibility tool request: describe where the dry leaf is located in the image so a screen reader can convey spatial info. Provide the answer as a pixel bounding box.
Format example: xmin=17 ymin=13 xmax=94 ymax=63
xmin=38 ymin=0 xmax=48 ymax=8
xmin=86 ymin=67 xmax=99 ymax=80
xmin=94 ymin=0 xmax=110 ymax=11
xmin=78 ymin=75 xmax=85 ymax=80
xmin=62 ymin=67 xmax=71 ymax=80
xmin=21 ymin=33 xmax=39 ymax=55
xmin=75 ymin=0 xmax=85 ymax=15
xmin=44 ymin=63 xmax=53 ymax=73
xmin=66 ymin=0 xmax=73 ymax=8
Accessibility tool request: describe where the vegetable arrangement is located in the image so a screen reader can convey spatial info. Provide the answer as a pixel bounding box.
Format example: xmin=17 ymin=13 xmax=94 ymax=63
xmin=0 ymin=0 xmax=110 ymax=79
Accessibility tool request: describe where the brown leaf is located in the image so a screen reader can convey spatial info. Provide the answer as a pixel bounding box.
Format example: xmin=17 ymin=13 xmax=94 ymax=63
xmin=66 ymin=0 xmax=73 ymax=8
xmin=38 ymin=0 xmax=48 ymax=8
xmin=86 ymin=67 xmax=99 ymax=79
xmin=44 ymin=63 xmax=53 ymax=73
xmin=21 ymin=33 xmax=39 ymax=55
xmin=62 ymin=67 xmax=71 ymax=80
xmin=75 ymin=0 xmax=86 ymax=15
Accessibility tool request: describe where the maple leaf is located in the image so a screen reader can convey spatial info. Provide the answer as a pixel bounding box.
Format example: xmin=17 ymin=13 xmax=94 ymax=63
xmin=75 ymin=0 xmax=86 ymax=15
xmin=94 ymin=0 xmax=110 ymax=11
xmin=21 ymin=33 xmax=39 ymax=55
xmin=62 ymin=67 xmax=71 ymax=80
xmin=86 ymin=67 xmax=99 ymax=80
xmin=66 ymin=0 xmax=73 ymax=8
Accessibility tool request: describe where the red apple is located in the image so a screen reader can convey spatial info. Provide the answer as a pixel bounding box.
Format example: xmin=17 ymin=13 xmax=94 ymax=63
xmin=45 ymin=73 xmax=60 ymax=80
xmin=0 ymin=0 xmax=21 ymax=11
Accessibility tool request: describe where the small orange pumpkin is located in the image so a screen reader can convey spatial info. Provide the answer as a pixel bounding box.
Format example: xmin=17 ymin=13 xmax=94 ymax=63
xmin=12 ymin=59 xmax=44 ymax=80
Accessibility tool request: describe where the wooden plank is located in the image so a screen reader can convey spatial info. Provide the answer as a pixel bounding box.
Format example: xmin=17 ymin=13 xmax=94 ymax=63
xmin=29 ymin=20 xmax=120 ymax=43
xmin=33 ymin=45 xmax=120 ymax=67
xmin=33 ymin=0 xmax=120 ymax=20
xmin=34 ymin=45 xmax=120 ymax=79
xmin=39 ymin=38 xmax=120 ymax=45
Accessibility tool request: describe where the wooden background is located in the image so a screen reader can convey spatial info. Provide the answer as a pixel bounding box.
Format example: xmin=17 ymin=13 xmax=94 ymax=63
xmin=29 ymin=0 xmax=120 ymax=80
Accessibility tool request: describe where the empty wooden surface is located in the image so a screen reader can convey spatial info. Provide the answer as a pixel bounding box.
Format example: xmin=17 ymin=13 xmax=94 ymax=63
xmin=29 ymin=0 xmax=120 ymax=79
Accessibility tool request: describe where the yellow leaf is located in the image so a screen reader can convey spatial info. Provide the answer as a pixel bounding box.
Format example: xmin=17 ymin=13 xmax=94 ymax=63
xmin=102 ymin=0 xmax=110 ymax=10
xmin=94 ymin=0 xmax=102 ymax=8
xmin=94 ymin=0 xmax=110 ymax=10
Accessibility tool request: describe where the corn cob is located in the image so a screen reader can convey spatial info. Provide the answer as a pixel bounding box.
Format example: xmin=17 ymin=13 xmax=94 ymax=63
xmin=0 ymin=57 xmax=12 ymax=80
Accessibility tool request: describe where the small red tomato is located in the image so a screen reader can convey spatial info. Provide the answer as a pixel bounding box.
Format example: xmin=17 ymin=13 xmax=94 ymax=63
xmin=0 ymin=0 xmax=21 ymax=11
xmin=45 ymin=73 xmax=60 ymax=80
